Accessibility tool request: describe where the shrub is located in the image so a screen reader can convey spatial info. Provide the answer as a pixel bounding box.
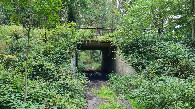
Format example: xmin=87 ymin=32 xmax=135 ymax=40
xmin=0 ymin=65 xmax=87 ymax=109
xmin=115 ymin=34 xmax=194 ymax=78
xmin=145 ymin=41 xmax=194 ymax=78
xmin=0 ymin=24 xmax=88 ymax=108
xmin=109 ymin=74 xmax=195 ymax=109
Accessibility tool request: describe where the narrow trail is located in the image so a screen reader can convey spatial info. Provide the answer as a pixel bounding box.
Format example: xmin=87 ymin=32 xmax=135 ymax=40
xmin=84 ymin=80 xmax=108 ymax=109
xmin=83 ymin=80 xmax=133 ymax=109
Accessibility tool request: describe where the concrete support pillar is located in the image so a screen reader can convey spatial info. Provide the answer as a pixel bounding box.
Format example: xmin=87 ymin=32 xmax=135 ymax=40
xmin=71 ymin=49 xmax=78 ymax=72
xmin=115 ymin=47 xmax=135 ymax=75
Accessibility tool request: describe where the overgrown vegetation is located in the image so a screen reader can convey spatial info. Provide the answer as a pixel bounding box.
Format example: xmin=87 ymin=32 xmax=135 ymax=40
xmin=78 ymin=50 xmax=101 ymax=70
xmin=109 ymin=74 xmax=194 ymax=109
xmin=0 ymin=0 xmax=194 ymax=108
xmin=92 ymin=85 xmax=125 ymax=109
xmin=0 ymin=24 xmax=88 ymax=108
xmin=109 ymin=0 xmax=194 ymax=109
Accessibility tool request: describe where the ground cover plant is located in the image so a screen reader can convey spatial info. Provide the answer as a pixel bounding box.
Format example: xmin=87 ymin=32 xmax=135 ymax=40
xmin=109 ymin=74 xmax=195 ymax=109
xmin=92 ymin=84 xmax=126 ymax=109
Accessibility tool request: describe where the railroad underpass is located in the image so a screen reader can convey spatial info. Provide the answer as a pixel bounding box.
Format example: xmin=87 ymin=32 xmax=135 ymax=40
xmin=77 ymin=40 xmax=116 ymax=80
xmin=71 ymin=40 xmax=135 ymax=80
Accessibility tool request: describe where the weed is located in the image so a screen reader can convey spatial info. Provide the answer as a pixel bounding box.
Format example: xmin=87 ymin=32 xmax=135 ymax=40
xmin=92 ymin=85 xmax=117 ymax=99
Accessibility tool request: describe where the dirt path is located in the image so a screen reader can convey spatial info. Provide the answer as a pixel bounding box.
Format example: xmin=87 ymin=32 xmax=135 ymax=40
xmin=83 ymin=80 xmax=133 ymax=109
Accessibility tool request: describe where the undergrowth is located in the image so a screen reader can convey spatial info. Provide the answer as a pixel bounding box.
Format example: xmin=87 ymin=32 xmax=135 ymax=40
xmin=0 ymin=24 xmax=89 ymax=108
xmin=92 ymin=84 xmax=126 ymax=109
xmin=109 ymin=74 xmax=195 ymax=109
xmin=92 ymin=85 xmax=117 ymax=99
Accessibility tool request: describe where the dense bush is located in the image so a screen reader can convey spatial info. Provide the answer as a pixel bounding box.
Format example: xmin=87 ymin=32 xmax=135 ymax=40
xmin=109 ymin=74 xmax=195 ymax=109
xmin=115 ymin=34 xmax=194 ymax=78
xmin=0 ymin=24 xmax=88 ymax=108
xmin=0 ymin=66 xmax=87 ymax=108
xmin=0 ymin=25 xmax=25 ymax=51
xmin=0 ymin=24 xmax=81 ymax=80
xmin=112 ymin=33 xmax=195 ymax=108
xmin=147 ymin=41 xmax=194 ymax=78
xmin=112 ymin=1 xmax=195 ymax=106
xmin=113 ymin=0 xmax=195 ymax=79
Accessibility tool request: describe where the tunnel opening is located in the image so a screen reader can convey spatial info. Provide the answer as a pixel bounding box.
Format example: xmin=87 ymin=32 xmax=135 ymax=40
xmin=78 ymin=50 xmax=103 ymax=80
xmin=78 ymin=50 xmax=101 ymax=71
xmin=76 ymin=41 xmax=116 ymax=80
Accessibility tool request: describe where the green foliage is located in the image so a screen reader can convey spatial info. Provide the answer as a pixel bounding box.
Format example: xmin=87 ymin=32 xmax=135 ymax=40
xmin=0 ymin=0 xmax=62 ymax=28
xmin=128 ymin=99 xmax=145 ymax=109
xmin=115 ymin=34 xmax=194 ymax=78
xmin=0 ymin=25 xmax=25 ymax=51
xmin=109 ymin=74 xmax=137 ymax=96
xmin=109 ymin=74 xmax=195 ymax=109
xmin=110 ymin=1 xmax=195 ymax=109
xmin=0 ymin=67 xmax=87 ymax=108
xmin=79 ymin=0 xmax=113 ymax=28
xmin=0 ymin=0 xmax=194 ymax=108
xmin=117 ymin=0 xmax=193 ymax=36
xmin=60 ymin=0 xmax=90 ymax=23
xmin=0 ymin=24 xmax=88 ymax=108
xmin=131 ymin=76 xmax=195 ymax=109
xmin=0 ymin=54 xmax=18 ymax=69
xmin=78 ymin=50 xmax=101 ymax=70
xmin=98 ymin=102 xmax=124 ymax=109
xmin=146 ymin=41 xmax=194 ymax=78
xmin=0 ymin=23 xmax=81 ymax=79
xmin=92 ymin=84 xmax=126 ymax=109
xmin=114 ymin=0 xmax=194 ymax=78
xmin=92 ymin=85 xmax=117 ymax=99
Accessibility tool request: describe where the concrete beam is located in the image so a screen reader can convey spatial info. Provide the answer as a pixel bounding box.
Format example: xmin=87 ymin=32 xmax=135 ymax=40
xmin=77 ymin=40 xmax=115 ymax=50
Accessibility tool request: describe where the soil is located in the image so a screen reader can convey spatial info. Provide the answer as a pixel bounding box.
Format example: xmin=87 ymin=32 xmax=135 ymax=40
xmin=83 ymin=80 xmax=133 ymax=109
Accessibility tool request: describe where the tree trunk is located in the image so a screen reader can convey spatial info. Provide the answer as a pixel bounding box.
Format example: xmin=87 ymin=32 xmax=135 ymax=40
xmin=111 ymin=0 xmax=114 ymax=33
xmin=24 ymin=27 xmax=30 ymax=102
xmin=68 ymin=1 xmax=76 ymax=22
xmin=44 ymin=29 xmax=47 ymax=43
xmin=191 ymin=0 xmax=194 ymax=39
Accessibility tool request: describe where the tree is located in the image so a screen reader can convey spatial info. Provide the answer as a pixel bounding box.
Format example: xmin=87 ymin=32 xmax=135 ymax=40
xmin=191 ymin=0 xmax=194 ymax=39
xmin=0 ymin=0 xmax=62 ymax=102
xmin=76 ymin=0 xmax=121 ymax=30
xmin=117 ymin=0 xmax=194 ymax=38
xmin=60 ymin=0 xmax=89 ymax=23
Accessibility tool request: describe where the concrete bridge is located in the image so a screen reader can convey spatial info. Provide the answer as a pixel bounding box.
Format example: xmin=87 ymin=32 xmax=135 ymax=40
xmin=71 ymin=40 xmax=135 ymax=79
xmin=77 ymin=40 xmax=117 ymax=74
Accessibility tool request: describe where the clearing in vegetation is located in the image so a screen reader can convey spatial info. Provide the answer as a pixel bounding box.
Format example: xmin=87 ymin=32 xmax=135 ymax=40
xmin=84 ymin=80 xmax=133 ymax=109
